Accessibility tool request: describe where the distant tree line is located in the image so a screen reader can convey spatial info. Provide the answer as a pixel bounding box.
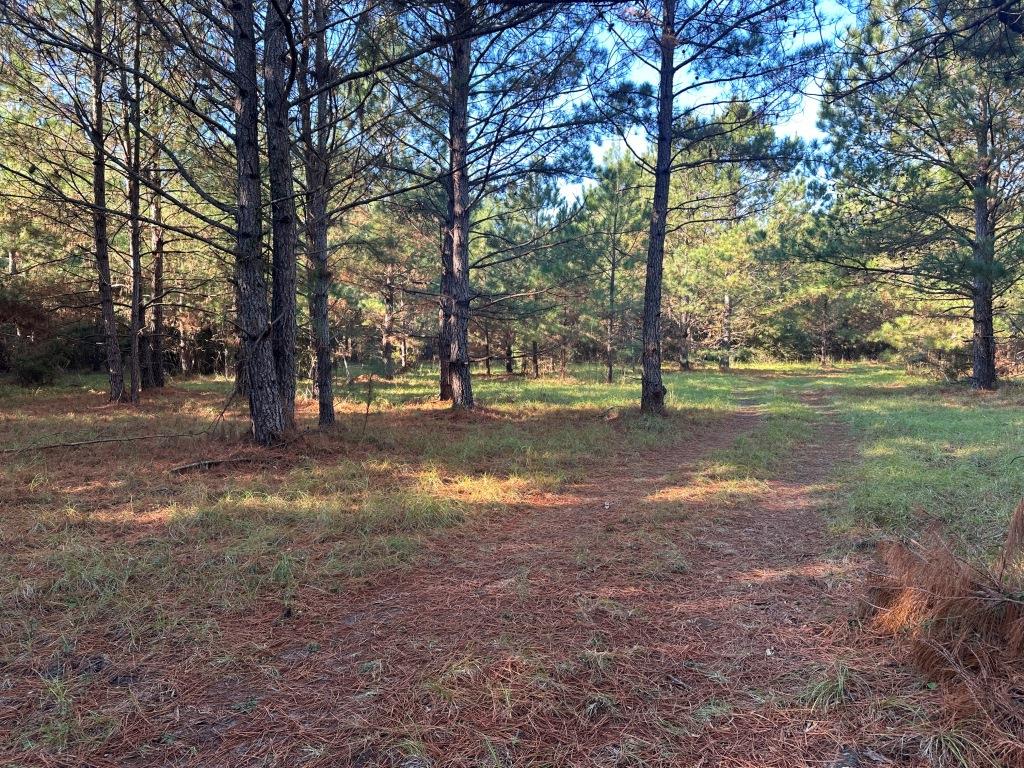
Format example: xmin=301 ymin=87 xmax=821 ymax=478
xmin=3 ymin=0 xmax=1024 ymax=442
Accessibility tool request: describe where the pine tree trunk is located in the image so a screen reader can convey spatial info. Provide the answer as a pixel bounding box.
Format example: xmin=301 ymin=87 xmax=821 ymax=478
xmin=299 ymin=0 xmax=334 ymax=426
xmin=640 ymin=0 xmax=675 ymax=414
xmin=438 ymin=215 xmax=453 ymax=399
xmin=129 ymin=222 xmax=143 ymax=402
xmin=308 ymin=215 xmax=334 ymax=423
xmin=532 ymin=340 xmax=539 ymax=378
xmin=971 ymin=166 xmax=997 ymax=389
xmin=177 ymin=297 xmax=191 ymax=375
xmin=438 ymin=276 xmax=453 ymax=400
xmin=91 ymin=0 xmax=125 ymax=402
xmin=720 ymin=293 xmax=732 ymax=370
xmin=150 ymin=163 xmax=165 ymax=387
xmin=817 ymin=304 xmax=827 ymax=367
xmin=232 ymin=0 xmax=283 ymax=445
xmin=484 ymin=324 xmax=491 ymax=375
xmin=971 ymin=284 xmax=996 ymax=389
xmin=445 ymin=5 xmax=474 ymax=409
xmin=606 ymin=234 xmax=616 ymax=385
xmin=679 ymin=300 xmax=691 ymax=371
xmin=141 ymin=332 xmax=155 ymax=389
xmin=505 ymin=339 xmax=514 ymax=374
xmin=265 ymin=0 xmax=298 ymax=428
xmin=382 ymin=279 xmax=395 ymax=379
xmin=126 ymin=20 xmax=143 ymax=403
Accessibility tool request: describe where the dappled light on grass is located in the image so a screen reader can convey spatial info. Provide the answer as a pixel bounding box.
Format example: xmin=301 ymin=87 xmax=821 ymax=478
xmin=831 ymin=375 xmax=1024 ymax=550
xmin=1 ymin=364 xmax=1020 ymax=766
xmin=735 ymin=561 xmax=854 ymax=585
xmin=643 ymin=475 xmax=771 ymax=511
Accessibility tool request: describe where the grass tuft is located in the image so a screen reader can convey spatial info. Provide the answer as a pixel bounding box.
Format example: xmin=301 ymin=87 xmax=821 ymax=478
xmin=800 ymin=663 xmax=855 ymax=713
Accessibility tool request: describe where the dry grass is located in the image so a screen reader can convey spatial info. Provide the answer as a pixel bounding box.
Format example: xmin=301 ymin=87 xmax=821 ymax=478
xmin=864 ymin=500 xmax=1024 ymax=767
xmin=0 ymin=368 xmax=737 ymax=763
xmin=2 ymin=365 xmax=1019 ymax=767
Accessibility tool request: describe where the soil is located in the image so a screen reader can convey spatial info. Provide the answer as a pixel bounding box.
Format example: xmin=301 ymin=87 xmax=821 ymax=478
xmin=4 ymin=394 xmax=941 ymax=767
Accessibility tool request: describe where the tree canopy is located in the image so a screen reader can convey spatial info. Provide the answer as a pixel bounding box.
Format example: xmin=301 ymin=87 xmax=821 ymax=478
xmin=2 ymin=0 xmax=1024 ymax=438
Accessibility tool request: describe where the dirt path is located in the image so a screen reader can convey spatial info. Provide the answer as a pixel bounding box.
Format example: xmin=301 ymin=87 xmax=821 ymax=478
xmin=115 ymin=395 xmax=929 ymax=767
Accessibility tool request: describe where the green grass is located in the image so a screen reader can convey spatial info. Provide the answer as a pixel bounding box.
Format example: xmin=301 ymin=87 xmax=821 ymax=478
xmin=4 ymin=361 xmax=1024 ymax=757
xmin=800 ymin=663 xmax=856 ymax=713
xmin=819 ymin=366 xmax=1024 ymax=552
xmin=0 ymin=364 xmax=743 ymax=752
xmin=705 ymin=372 xmax=822 ymax=480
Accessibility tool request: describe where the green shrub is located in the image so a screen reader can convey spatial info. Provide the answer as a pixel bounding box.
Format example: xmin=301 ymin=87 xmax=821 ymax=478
xmin=874 ymin=315 xmax=970 ymax=381
xmin=11 ymin=341 xmax=68 ymax=386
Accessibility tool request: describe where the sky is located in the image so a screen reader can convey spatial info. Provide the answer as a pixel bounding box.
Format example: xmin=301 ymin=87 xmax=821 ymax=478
xmin=560 ymin=89 xmax=827 ymax=204
xmin=559 ymin=1 xmax=854 ymax=204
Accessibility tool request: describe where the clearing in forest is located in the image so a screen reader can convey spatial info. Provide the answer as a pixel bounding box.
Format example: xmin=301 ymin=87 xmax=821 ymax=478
xmin=1 ymin=365 xmax=1022 ymax=767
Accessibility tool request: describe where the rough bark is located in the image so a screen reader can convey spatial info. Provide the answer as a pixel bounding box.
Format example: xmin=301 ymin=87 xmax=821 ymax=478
xmin=307 ymin=205 xmax=334 ymax=423
xmin=720 ymin=293 xmax=732 ymax=370
xmin=484 ymin=324 xmax=491 ymax=375
xmin=149 ymin=163 xmax=165 ymax=387
xmin=128 ymin=199 xmax=143 ymax=401
xmin=971 ymin=278 xmax=996 ymax=389
xmin=299 ymin=0 xmax=335 ymax=426
xmin=126 ymin=20 xmax=144 ymax=403
xmin=438 ymin=215 xmax=453 ymax=399
xmin=532 ymin=340 xmax=539 ymax=378
xmin=971 ymin=151 xmax=997 ymax=389
xmin=606 ymin=259 xmax=616 ymax=384
xmin=679 ymin=297 xmax=691 ymax=371
xmin=141 ymin=333 xmax=154 ymax=389
xmin=606 ymin=180 xmax=619 ymax=384
xmin=382 ymin=275 xmax=396 ymax=379
xmin=818 ymin=295 xmax=830 ymax=367
xmin=444 ymin=2 xmax=474 ymax=409
xmin=438 ymin=274 xmax=454 ymax=400
xmin=264 ymin=0 xmax=298 ymax=429
xmin=640 ymin=0 xmax=675 ymax=414
xmin=232 ymin=0 xmax=284 ymax=445
xmin=177 ymin=296 xmax=193 ymax=375
xmin=90 ymin=0 xmax=125 ymax=402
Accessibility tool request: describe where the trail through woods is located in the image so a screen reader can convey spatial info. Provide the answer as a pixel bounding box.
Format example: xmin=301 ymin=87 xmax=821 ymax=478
xmin=15 ymin=393 xmax=944 ymax=767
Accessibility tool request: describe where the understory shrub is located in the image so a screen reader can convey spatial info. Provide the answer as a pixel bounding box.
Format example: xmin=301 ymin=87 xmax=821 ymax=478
xmin=875 ymin=315 xmax=971 ymax=381
xmin=11 ymin=340 xmax=68 ymax=386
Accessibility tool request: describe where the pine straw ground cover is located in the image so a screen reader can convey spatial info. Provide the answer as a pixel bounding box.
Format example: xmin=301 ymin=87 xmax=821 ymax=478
xmin=0 ymin=364 xmax=1021 ymax=767
xmin=864 ymin=521 xmax=1024 ymax=767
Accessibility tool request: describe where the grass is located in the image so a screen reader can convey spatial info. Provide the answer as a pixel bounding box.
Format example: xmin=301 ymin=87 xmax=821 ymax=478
xmin=0 ymin=364 xmax=736 ymax=754
xmin=918 ymin=727 xmax=1000 ymax=768
xmin=800 ymin=663 xmax=855 ymax=713
xmin=692 ymin=698 xmax=733 ymax=724
xmin=702 ymin=373 xmax=822 ymax=481
xmin=818 ymin=366 xmax=1024 ymax=553
xmin=3 ymin=361 xmax=1023 ymax=762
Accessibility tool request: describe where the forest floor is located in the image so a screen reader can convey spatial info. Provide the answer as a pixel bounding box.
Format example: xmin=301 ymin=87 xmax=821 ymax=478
xmin=2 ymin=365 xmax=1022 ymax=767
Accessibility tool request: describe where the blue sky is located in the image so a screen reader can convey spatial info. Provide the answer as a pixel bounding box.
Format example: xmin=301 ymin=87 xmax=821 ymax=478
xmin=560 ymin=1 xmax=853 ymax=202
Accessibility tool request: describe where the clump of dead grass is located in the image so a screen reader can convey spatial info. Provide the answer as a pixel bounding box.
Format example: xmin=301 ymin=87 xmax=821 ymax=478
xmin=864 ymin=499 xmax=1024 ymax=766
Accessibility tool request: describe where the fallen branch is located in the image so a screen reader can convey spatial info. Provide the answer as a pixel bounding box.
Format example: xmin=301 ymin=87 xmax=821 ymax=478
xmin=0 ymin=430 xmax=205 ymax=454
xmin=3 ymin=377 xmax=244 ymax=455
xmin=169 ymin=456 xmax=257 ymax=474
